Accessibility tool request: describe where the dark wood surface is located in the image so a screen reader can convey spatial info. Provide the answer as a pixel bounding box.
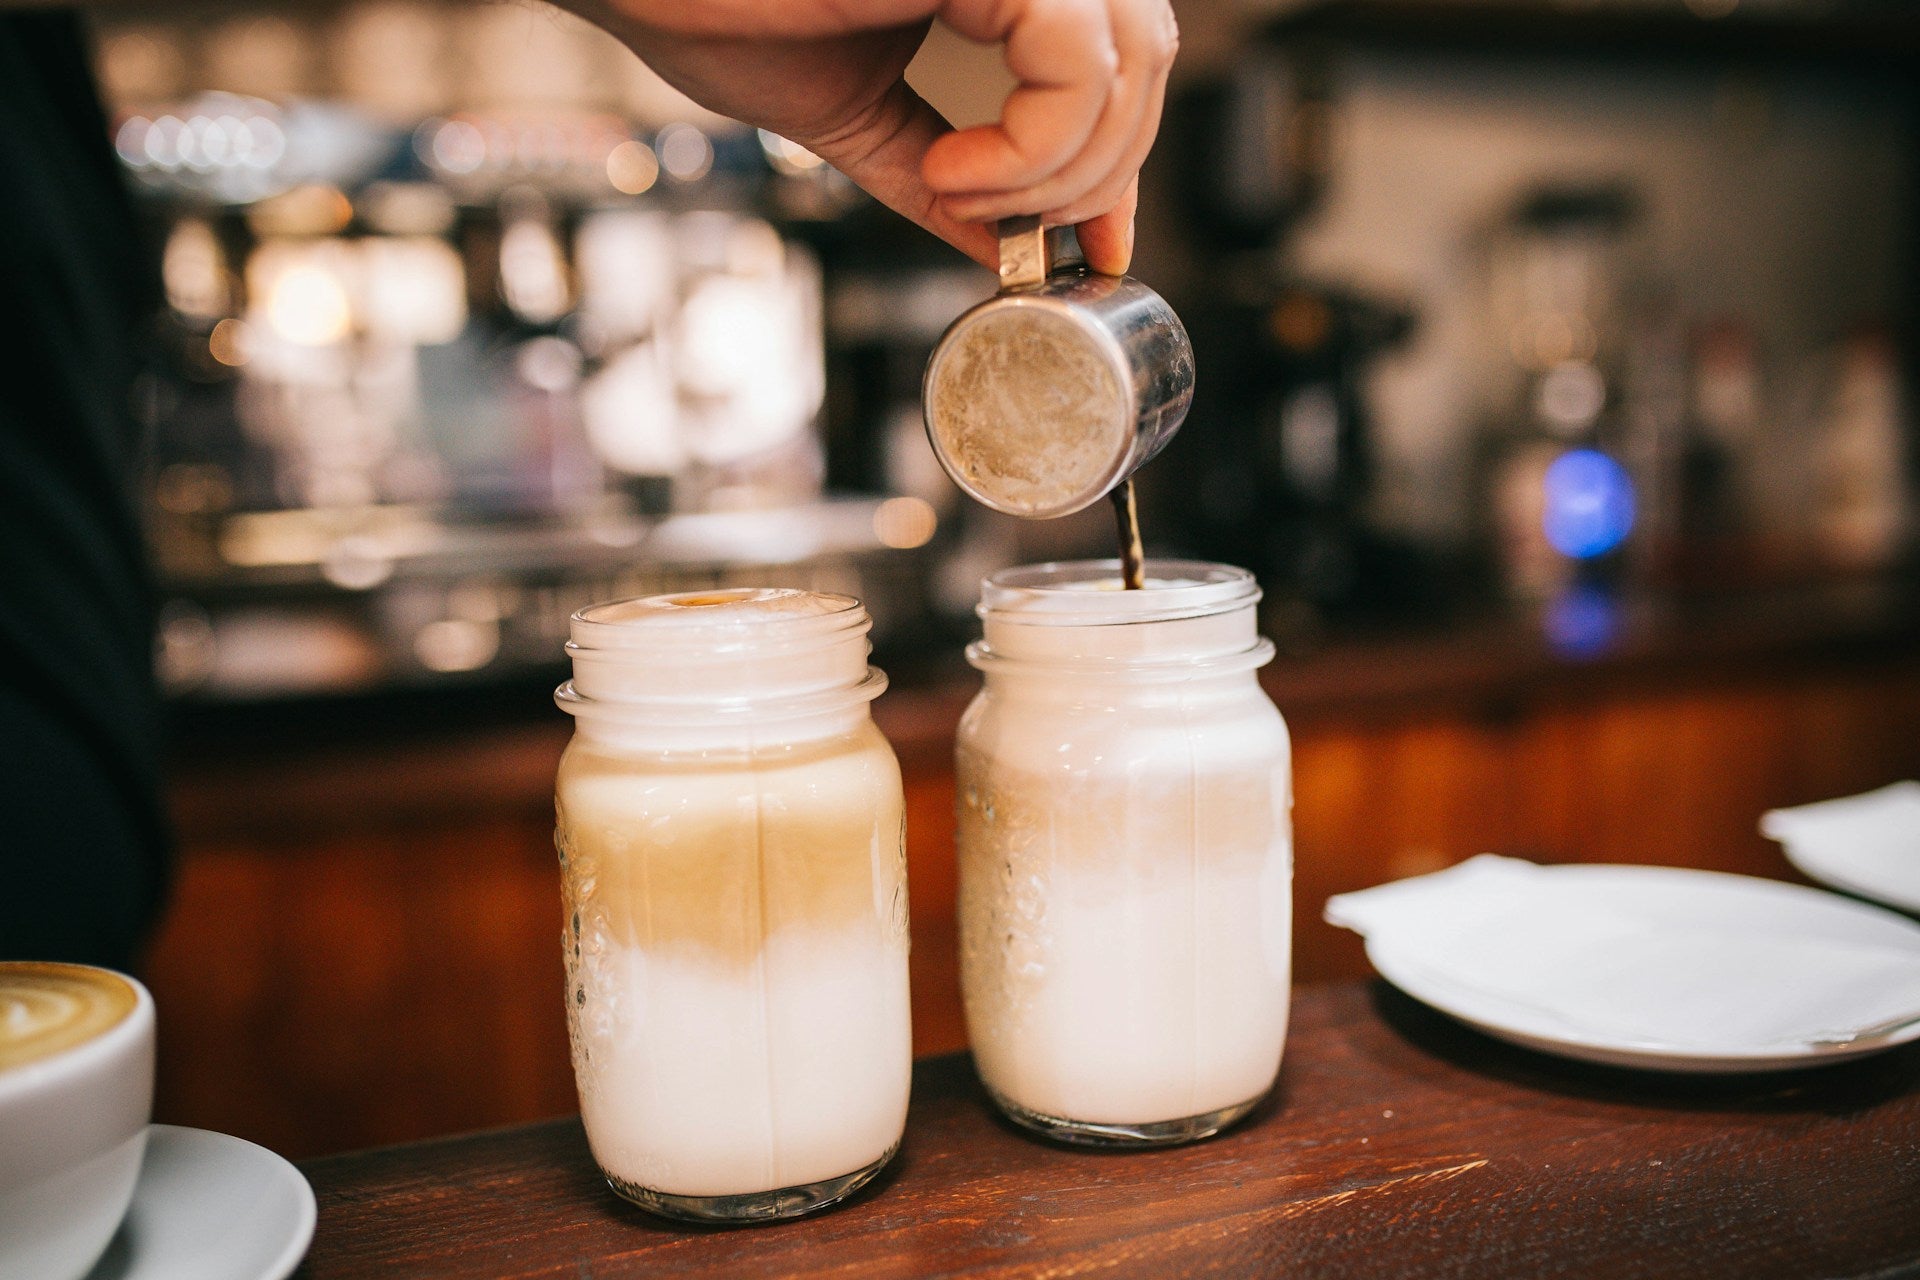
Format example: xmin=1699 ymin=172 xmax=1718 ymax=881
xmin=294 ymin=982 xmax=1920 ymax=1280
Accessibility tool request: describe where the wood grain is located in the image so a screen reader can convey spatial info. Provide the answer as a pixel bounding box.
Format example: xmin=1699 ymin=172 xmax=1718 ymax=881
xmin=293 ymin=982 xmax=1920 ymax=1280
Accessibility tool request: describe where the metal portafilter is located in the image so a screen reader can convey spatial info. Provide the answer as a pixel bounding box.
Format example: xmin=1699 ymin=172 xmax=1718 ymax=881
xmin=921 ymin=216 xmax=1195 ymax=521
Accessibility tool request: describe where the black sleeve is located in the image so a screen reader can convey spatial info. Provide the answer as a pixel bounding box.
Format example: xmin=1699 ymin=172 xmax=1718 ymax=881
xmin=0 ymin=9 xmax=170 ymax=971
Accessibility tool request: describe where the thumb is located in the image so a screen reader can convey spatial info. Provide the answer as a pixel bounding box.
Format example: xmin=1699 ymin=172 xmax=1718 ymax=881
xmin=1072 ymin=178 xmax=1137 ymax=276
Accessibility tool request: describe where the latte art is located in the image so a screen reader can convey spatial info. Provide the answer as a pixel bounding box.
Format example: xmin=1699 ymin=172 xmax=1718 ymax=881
xmin=0 ymin=964 xmax=138 ymax=1073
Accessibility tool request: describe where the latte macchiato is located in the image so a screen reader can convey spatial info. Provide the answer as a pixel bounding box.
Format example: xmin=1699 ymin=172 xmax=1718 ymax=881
xmin=555 ymin=589 xmax=911 ymax=1222
xmin=956 ymin=562 xmax=1293 ymax=1145
xmin=0 ymin=963 xmax=139 ymax=1073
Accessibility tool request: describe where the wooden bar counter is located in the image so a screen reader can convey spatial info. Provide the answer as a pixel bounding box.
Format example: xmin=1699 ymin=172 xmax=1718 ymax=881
xmin=151 ymin=578 xmax=1920 ymax=1159
xmin=294 ymin=982 xmax=1920 ymax=1280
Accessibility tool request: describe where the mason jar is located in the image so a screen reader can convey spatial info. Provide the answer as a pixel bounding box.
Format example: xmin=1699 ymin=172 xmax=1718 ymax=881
xmin=957 ymin=560 xmax=1292 ymax=1145
xmin=554 ymin=588 xmax=910 ymax=1222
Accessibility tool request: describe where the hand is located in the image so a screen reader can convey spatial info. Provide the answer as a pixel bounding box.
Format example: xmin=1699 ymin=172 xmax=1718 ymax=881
xmin=921 ymin=0 xmax=1178 ymax=276
xmin=569 ymin=0 xmax=1178 ymax=275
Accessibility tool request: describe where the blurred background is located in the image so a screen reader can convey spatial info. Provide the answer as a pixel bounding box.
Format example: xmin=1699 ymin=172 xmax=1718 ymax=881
xmin=87 ymin=0 xmax=1920 ymax=1157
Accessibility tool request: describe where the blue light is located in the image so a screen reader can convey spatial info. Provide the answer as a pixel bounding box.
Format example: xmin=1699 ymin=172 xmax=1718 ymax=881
xmin=1544 ymin=583 xmax=1621 ymax=659
xmin=1542 ymin=448 xmax=1635 ymax=559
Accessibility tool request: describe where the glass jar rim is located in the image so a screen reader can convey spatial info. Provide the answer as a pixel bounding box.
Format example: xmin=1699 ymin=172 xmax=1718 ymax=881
xmin=978 ymin=559 xmax=1261 ymax=627
xmin=560 ymin=587 xmax=880 ymax=725
xmin=570 ymin=587 xmax=869 ymax=654
xmin=965 ymin=638 xmax=1275 ymax=680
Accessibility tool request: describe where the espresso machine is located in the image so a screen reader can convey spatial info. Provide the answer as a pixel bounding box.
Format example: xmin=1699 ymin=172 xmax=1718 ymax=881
xmin=117 ymin=83 xmax=931 ymax=701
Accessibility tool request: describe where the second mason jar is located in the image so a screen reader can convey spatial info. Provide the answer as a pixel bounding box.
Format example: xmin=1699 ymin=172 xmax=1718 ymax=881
xmin=957 ymin=560 xmax=1293 ymax=1144
xmin=554 ymin=588 xmax=910 ymax=1222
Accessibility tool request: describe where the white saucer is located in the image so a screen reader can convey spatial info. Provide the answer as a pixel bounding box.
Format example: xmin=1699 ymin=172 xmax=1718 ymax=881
xmin=1328 ymin=857 xmax=1920 ymax=1073
xmin=85 ymin=1124 xmax=315 ymax=1280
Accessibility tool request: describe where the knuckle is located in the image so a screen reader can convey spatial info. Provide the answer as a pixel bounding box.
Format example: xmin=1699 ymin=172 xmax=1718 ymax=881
xmin=1054 ymin=177 xmax=1128 ymax=224
xmin=1047 ymin=195 xmax=1097 ymax=225
xmin=1002 ymin=136 xmax=1055 ymax=186
xmin=1038 ymin=0 xmax=1119 ymax=73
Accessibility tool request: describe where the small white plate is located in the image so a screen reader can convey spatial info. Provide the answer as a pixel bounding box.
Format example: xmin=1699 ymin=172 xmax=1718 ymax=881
xmin=1330 ymin=858 xmax=1920 ymax=1073
xmin=1763 ymin=782 xmax=1920 ymax=916
xmin=85 ymin=1125 xmax=316 ymax=1280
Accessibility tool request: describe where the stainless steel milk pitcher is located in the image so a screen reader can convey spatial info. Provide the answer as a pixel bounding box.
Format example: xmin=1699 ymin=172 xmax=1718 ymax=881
xmin=922 ymin=217 xmax=1195 ymax=519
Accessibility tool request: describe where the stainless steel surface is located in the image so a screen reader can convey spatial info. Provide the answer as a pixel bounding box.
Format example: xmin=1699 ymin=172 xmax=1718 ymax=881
xmin=998 ymin=215 xmax=1050 ymax=291
xmin=922 ymin=221 xmax=1195 ymax=519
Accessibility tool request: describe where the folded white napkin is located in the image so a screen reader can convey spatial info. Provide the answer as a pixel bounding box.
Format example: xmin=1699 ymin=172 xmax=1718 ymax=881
xmin=1326 ymin=855 xmax=1920 ymax=1054
xmin=1763 ymin=781 xmax=1920 ymax=915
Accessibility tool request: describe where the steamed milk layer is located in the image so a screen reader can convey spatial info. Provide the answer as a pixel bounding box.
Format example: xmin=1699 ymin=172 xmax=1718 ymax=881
xmin=958 ymin=563 xmax=1292 ymax=1128
xmin=555 ymin=589 xmax=909 ymax=1203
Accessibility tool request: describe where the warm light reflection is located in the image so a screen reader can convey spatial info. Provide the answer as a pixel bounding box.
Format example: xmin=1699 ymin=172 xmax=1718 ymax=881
xmin=162 ymin=218 xmax=228 ymax=319
xmin=359 ymin=237 xmax=467 ymax=345
xmin=1535 ymin=361 xmax=1605 ymax=432
xmin=1510 ymin=314 xmax=1599 ymax=370
xmin=756 ymin=130 xmax=824 ymax=176
xmin=249 ymin=184 xmax=353 ymax=237
xmin=872 ymin=496 xmax=938 ymax=550
xmin=265 ymin=260 xmax=353 ymax=346
xmin=656 ymin=123 xmax=713 ymax=182
xmin=98 ymin=29 xmax=185 ymax=105
xmin=359 ymin=182 xmax=456 ymax=237
xmin=414 ymin=618 xmax=500 ymax=672
xmin=606 ymin=139 xmax=659 ymax=195
xmin=678 ymin=277 xmax=754 ymax=390
xmin=153 ymin=462 xmax=233 ymax=514
xmin=424 ymin=118 xmax=485 ymax=175
xmin=580 ymin=343 xmax=682 ymax=475
xmin=499 ymin=217 xmax=571 ymax=323
xmin=320 ymin=537 xmax=394 ymax=590
xmin=208 ymin=318 xmax=248 ymax=366
xmin=515 ymin=336 xmax=582 ymax=393
xmin=416 ymin=112 xmax=636 ymax=184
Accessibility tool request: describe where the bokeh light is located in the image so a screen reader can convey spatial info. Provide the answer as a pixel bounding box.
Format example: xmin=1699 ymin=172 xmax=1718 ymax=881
xmin=605 ymin=139 xmax=659 ymax=195
xmin=873 ymin=497 xmax=938 ymax=550
xmin=1541 ymin=448 xmax=1635 ymax=560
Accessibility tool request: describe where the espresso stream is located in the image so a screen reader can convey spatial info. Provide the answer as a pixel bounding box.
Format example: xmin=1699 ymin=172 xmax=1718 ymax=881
xmin=1110 ymin=480 xmax=1145 ymax=589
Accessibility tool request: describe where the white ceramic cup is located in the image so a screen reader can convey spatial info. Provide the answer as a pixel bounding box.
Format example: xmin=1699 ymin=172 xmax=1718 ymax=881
xmin=0 ymin=963 xmax=156 ymax=1280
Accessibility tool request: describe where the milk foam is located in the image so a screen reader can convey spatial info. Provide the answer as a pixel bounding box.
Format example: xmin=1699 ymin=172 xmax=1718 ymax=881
xmin=0 ymin=966 xmax=137 ymax=1074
